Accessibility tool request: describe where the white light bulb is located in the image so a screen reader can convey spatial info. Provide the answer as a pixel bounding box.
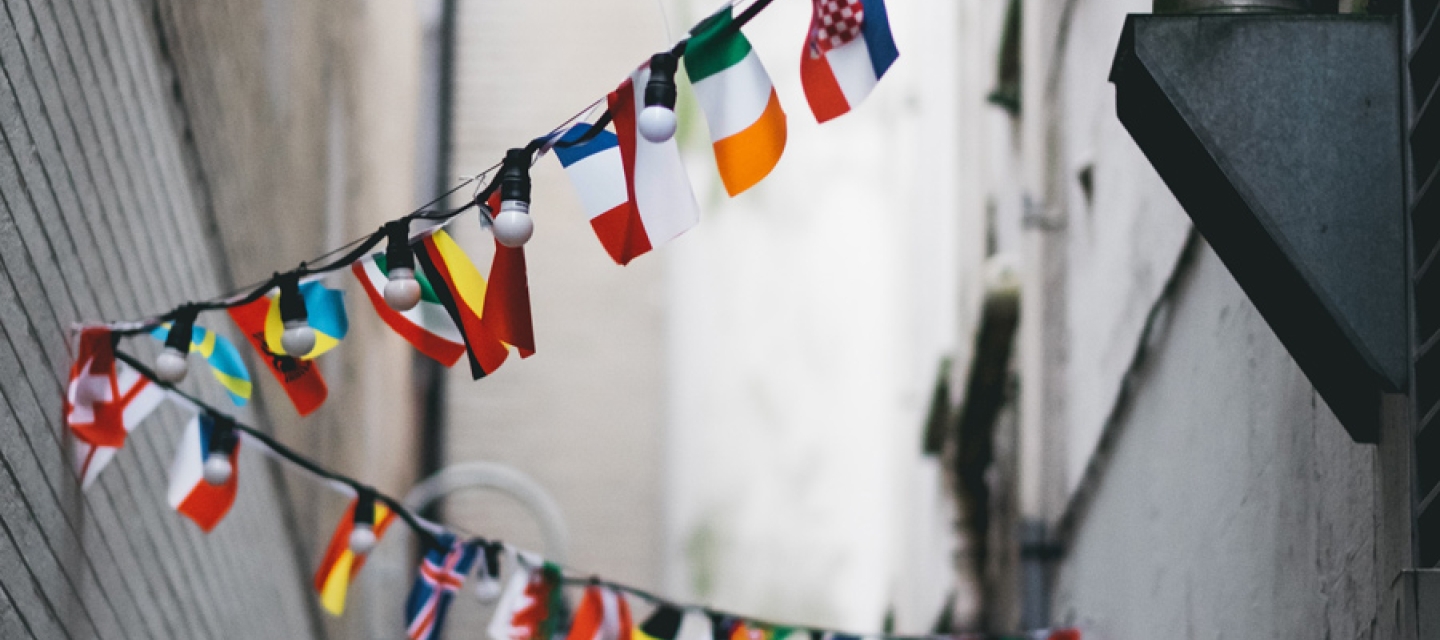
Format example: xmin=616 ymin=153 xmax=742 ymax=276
xmin=493 ymin=201 xmax=534 ymax=248
xmin=473 ymin=577 xmax=503 ymax=603
xmin=383 ymin=267 xmax=422 ymax=311
xmin=638 ymin=105 xmax=677 ymax=143
xmin=155 ymin=347 xmax=189 ymax=383
xmin=280 ymin=320 xmax=316 ymax=357
xmin=349 ymin=523 xmax=377 ymax=554
xmin=202 ymin=452 xmax=233 ymax=486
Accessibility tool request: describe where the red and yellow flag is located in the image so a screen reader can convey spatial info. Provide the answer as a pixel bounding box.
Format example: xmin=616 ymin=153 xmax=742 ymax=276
xmin=228 ymin=297 xmax=328 ymax=416
xmin=313 ymin=497 xmax=396 ymax=616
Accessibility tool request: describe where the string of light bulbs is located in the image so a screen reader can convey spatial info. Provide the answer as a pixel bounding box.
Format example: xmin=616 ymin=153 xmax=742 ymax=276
xmin=116 ymin=350 xmax=959 ymax=640
xmin=101 ymin=0 xmax=769 ymax=386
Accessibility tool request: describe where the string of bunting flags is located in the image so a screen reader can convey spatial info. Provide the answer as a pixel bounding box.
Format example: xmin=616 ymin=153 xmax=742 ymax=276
xmin=57 ymin=0 xmax=1076 ymax=637
xmin=105 ymin=350 xmax=1080 ymax=640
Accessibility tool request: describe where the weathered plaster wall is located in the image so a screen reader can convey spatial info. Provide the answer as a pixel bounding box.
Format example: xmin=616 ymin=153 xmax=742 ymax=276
xmin=998 ymin=1 xmax=1409 ymax=636
xmin=1049 ymin=245 xmax=1382 ymax=638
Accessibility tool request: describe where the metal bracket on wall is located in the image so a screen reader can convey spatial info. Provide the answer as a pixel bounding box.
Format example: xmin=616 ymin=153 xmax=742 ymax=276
xmin=1109 ymin=14 xmax=1406 ymax=442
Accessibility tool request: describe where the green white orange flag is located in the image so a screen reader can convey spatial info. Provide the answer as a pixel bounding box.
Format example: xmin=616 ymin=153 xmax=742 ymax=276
xmin=351 ymin=253 xmax=467 ymax=367
xmin=684 ymin=6 xmax=788 ymax=197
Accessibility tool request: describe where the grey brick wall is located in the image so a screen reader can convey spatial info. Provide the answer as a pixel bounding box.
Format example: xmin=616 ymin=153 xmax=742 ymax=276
xmin=0 ymin=0 xmax=428 ymax=636
xmin=0 ymin=0 xmax=321 ymax=636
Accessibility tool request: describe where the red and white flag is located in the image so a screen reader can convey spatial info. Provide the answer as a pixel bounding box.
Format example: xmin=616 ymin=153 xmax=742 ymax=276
xmin=64 ymin=328 xmax=167 ymax=489
xmin=570 ymin=585 xmax=633 ymax=640
xmin=799 ymin=0 xmax=899 ymax=123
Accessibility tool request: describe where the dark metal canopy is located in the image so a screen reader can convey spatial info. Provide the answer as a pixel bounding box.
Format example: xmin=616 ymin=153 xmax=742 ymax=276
xmin=1110 ymin=14 xmax=1405 ymax=442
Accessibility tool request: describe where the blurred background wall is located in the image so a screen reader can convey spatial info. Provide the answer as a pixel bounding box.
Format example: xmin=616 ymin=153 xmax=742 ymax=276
xmin=433 ymin=0 xmax=973 ymax=637
xmin=662 ymin=0 xmax=969 ymax=633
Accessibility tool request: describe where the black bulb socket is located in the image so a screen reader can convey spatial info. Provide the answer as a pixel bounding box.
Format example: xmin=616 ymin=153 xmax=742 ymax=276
xmin=384 ymin=221 xmax=415 ymax=272
xmin=207 ymin=414 xmax=239 ymax=456
xmin=354 ymin=487 xmax=377 ymax=527
xmin=499 ymin=148 xmax=532 ymax=205
xmin=645 ymin=52 xmax=679 ymax=110
xmin=276 ymin=273 xmax=308 ymax=324
xmin=165 ymin=305 xmax=199 ymax=354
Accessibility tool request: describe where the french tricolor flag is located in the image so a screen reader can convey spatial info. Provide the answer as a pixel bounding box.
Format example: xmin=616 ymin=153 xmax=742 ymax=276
xmin=166 ymin=414 xmax=239 ymax=532
xmin=554 ymin=64 xmax=700 ymax=265
xmin=800 ymin=0 xmax=899 ymax=123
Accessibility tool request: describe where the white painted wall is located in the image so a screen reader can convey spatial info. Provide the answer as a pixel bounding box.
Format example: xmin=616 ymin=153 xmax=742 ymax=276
xmin=664 ymin=0 xmax=970 ymax=633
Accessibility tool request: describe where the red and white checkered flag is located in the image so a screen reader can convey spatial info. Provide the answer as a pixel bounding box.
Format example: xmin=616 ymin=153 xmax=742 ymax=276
xmin=809 ymin=0 xmax=865 ymax=57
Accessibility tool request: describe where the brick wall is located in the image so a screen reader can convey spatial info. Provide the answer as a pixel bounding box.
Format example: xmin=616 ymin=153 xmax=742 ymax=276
xmin=0 ymin=0 xmax=425 ymax=637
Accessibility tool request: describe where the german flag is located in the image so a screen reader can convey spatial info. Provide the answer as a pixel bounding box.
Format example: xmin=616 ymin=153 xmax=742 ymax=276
xmin=414 ymin=229 xmax=511 ymax=379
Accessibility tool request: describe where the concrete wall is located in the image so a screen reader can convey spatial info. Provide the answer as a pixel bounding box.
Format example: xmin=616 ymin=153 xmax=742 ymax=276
xmin=972 ymin=0 xmax=1416 ymax=636
xmin=1049 ymin=244 xmax=1384 ymax=637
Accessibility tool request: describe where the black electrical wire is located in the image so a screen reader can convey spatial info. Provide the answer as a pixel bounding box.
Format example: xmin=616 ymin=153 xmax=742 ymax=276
xmin=113 ymin=350 xmax=448 ymax=552
xmin=103 ymin=0 xmax=780 ymax=340
xmin=116 ymin=347 xmax=959 ymax=640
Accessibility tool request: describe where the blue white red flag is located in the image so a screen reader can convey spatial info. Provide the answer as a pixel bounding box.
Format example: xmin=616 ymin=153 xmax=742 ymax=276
xmin=166 ymin=413 xmax=239 ymax=532
xmin=554 ymin=64 xmax=700 ymax=266
xmin=405 ymin=534 xmax=481 ymax=640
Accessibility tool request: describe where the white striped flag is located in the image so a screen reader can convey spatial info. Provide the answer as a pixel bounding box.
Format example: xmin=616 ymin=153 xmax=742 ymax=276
xmin=570 ymin=585 xmax=633 ymax=640
xmin=352 ymin=254 xmax=467 ymax=366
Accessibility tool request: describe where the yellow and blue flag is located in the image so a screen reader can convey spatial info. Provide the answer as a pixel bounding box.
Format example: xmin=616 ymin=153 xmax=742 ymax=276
xmin=263 ymin=280 xmax=349 ymax=359
xmin=150 ymin=323 xmax=253 ymax=405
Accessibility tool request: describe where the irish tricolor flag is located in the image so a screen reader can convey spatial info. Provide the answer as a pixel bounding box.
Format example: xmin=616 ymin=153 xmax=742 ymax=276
xmin=684 ymin=8 xmax=787 ymax=197
xmin=351 ymin=254 xmax=467 ymax=367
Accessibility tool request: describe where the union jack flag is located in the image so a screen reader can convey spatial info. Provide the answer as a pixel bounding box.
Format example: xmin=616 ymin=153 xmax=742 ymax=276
xmin=405 ymin=534 xmax=481 ymax=640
